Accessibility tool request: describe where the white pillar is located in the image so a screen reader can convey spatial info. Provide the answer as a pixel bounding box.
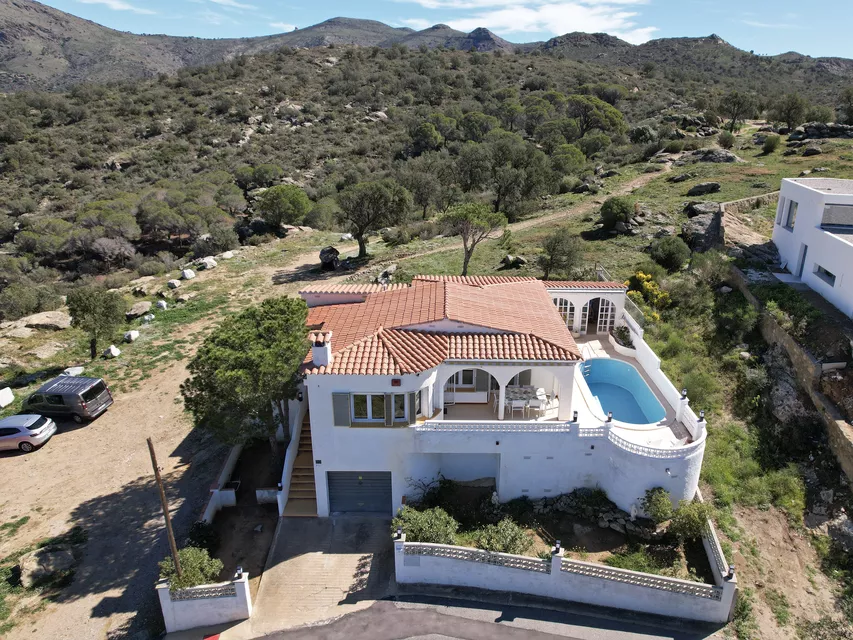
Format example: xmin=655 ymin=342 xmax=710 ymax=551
xmin=556 ymin=367 xmax=575 ymax=421
xmin=436 ymin=380 xmax=444 ymax=419
xmin=498 ymin=383 xmax=506 ymax=420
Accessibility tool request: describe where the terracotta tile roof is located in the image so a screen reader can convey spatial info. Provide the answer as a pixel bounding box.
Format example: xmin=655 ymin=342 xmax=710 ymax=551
xmin=299 ymin=283 xmax=410 ymax=294
xmin=413 ymin=275 xmax=538 ymax=287
xmin=447 ymin=334 xmax=579 ymax=361
xmin=544 ymin=280 xmax=627 ymax=290
xmin=303 ymin=276 xmax=589 ymax=374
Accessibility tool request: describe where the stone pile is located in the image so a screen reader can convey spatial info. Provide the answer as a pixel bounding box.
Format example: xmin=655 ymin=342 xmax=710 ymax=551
xmin=788 ymin=122 xmax=853 ymax=141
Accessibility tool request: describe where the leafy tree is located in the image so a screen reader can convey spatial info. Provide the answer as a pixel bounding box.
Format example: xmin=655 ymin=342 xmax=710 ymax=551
xmin=440 ymin=203 xmax=506 ymax=276
xmin=538 ymin=227 xmax=582 ymax=279
xmin=551 ymin=144 xmax=585 ymax=175
xmin=719 ymin=91 xmax=757 ymax=132
xmin=806 ymin=104 xmax=835 ymax=124
xmin=495 ymin=99 xmax=524 ymax=132
xmin=770 ymin=93 xmax=809 ymax=130
xmin=564 ymin=95 xmax=625 ymax=137
xmin=67 ymin=286 xmax=126 ymax=359
xmin=459 ymin=112 xmax=499 ymax=142
xmin=399 ymin=163 xmax=440 ymax=219
xmin=256 ymin=185 xmax=312 ymax=230
xmin=650 ymin=236 xmax=690 ymax=272
xmin=252 ymin=164 xmax=284 ymax=188
xmin=337 ymin=180 xmax=412 ymax=257
xmin=181 ymin=297 xmax=309 ymax=460
xmin=411 ymin=122 xmax=443 ymax=155
xmin=0 ymin=282 xmax=62 ymax=322
xmin=215 ymin=183 xmax=247 ymax=214
xmin=159 ymin=547 xmax=223 ymax=591
xmin=577 ymin=133 xmax=611 ymax=158
xmin=600 ymin=196 xmax=634 ymax=230
xmin=841 ymin=87 xmax=853 ymax=125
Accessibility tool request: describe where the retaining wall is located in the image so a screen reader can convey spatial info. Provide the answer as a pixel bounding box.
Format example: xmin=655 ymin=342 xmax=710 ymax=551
xmin=156 ymin=573 xmax=252 ymax=633
xmin=720 ymin=192 xmax=779 ymax=216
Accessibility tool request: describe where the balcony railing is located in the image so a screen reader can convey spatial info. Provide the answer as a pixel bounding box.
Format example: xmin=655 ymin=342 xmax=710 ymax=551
xmin=416 ymin=420 xmax=573 ymax=433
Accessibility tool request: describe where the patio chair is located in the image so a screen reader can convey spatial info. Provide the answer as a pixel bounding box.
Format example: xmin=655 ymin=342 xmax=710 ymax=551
xmin=509 ymin=399 xmax=526 ymax=418
xmin=527 ymin=398 xmax=544 ymax=418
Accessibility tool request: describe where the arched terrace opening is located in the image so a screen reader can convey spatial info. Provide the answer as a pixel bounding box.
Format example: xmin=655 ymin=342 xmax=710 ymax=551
xmin=581 ymin=297 xmax=617 ymax=335
xmin=439 ymin=368 xmax=500 ymax=421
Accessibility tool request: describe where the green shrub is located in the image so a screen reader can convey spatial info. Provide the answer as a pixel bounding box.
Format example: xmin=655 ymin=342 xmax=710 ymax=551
xmin=159 ymin=547 xmax=224 ymax=591
xmin=604 ymin=547 xmax=666 ymax=574
xmin=392 ymin=506 xmax=459 ymax=544
xmin=473 ymin=518 xmax=533 ymax=555
xmin=663 ymin=140 xmax=685 ymax=153
xmin=668 ymin=501 xmax=714 ymax=541
xmin=762 ymin=134 xmax=781 ymax=154
xmin=599 ymin=196 xmax=634 ymax=230
xmin=650 ymin=236 xmax=690 ymax=272
xmin=611 ymin=326 xmax=634 ymax=348
xmin=641 ymin=487 xmax=674 ymax=524
xmin=718 ymin=131 xmax=736 ymax=149
xmin=714 ymin=291 xmax=759 ymax=342
xmin=0 ymin=282 xmax=62 ymax=321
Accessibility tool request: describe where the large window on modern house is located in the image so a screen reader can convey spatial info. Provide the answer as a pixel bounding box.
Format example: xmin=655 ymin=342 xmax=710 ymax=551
xmin=784 ymin=200 xmax=799 ymax=230
xmin=822 ymin=204 xmax=853 ymax=229
xmin=815 ymin=265 xmax=837 ymax=287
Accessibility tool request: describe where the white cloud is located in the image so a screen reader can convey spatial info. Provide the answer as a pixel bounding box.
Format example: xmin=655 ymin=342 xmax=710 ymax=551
xmin=742 ymin=20 xmax=798 ymax=29
xmin=208 ymin=0 xmax=257 ymax=9
xmin=399 ymin=17 xmax=433 ymax=29
xmin=77 ymin=0 xmax=156 ymax=14
xmin=270 ymin=21 xmax=297 ymax=31
xmin=396 ymin=1 xmax=657 ymax=43
xmin=198 ymin=9 xmax=239 ymax=24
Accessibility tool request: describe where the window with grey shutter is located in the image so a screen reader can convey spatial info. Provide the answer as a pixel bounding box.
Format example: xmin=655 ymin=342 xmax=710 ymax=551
xmin=332 ymin=393 xmax=351 ymax=427
xmin=408 ymin=392 xmax=417 ymax=422
xmin=384 ymin=394 xmax=394 ymax=427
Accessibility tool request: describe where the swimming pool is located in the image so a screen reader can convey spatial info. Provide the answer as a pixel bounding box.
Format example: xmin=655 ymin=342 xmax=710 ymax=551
xmin=583 ymin=358 xmax=666 ymax=424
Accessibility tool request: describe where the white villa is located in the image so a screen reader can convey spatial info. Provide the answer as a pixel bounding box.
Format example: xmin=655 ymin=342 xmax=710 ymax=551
xmin=278 ymin=275 xmax=707 ymax=518
xmin=772 ymin=178 xmax=853 ymax=319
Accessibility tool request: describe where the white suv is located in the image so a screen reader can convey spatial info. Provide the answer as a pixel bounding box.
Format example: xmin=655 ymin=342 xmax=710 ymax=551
xmin=0 ymin=415 xmax=58 ymax=453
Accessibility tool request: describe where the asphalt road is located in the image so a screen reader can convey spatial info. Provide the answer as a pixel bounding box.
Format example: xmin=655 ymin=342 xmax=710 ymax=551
xmin=264 ymin=597 xmax=719 ymax=640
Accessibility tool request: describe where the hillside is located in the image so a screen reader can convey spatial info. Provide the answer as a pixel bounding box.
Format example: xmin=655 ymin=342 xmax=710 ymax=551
xmin=4 ymin=0 xmax=853 ymax=94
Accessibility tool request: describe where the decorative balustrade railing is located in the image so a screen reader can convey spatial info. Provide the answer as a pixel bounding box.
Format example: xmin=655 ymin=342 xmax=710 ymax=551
xmin=560 ymin=558 xmax=722 ymax=601
xmin=417 ymin=420 xmax=573 ymax=433
xmin=606 ymin=430 xmax=705 ymax=459
xmin=404 ymin=543 xmax=551 ymax=573
xmin=170 ymin=583 xmax=237 ymax=601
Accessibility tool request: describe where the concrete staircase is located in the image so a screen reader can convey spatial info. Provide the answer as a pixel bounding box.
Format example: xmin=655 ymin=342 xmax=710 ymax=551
xmin=282 ymin=413 xmax=317 ymax=517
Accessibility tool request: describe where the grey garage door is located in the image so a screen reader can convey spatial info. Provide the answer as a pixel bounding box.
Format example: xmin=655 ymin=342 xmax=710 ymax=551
xmin=327 ymin=471 xmax=392 ymax=514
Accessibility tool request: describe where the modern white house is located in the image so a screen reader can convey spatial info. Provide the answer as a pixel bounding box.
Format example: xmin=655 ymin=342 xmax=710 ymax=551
xmin=277 ymin=275 xmax=708 ymax=519
xmin=772 ymin=178 xmax=853 ymax=319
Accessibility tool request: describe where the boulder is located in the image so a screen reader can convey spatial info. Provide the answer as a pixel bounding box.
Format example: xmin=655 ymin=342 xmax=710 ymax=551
xmin=0 ymin=387 xmax=13 ymax=408
xmin=827 ymin=514 xmax=853 ymax=553
xmin=684 ymin=148 xmax=743 ymax=163
xmin=181 ymin=269 xmax=196 ymax=280
xmin=687 ymin=182 xmax=721 ymax=196
xmin=384 ymin=264 xmax=398 ymax=276
xmin=514 ymin=255 xmax=528 ymax=266
xmin=684 ymin=201 xmax=721 ymax=218
xmin=103 ymin=345 xmax=121 ymax=359
xmin=719 ymin=286 xmax=733 ymax=294
xmin=4 ymin=327 xmax=34 ymax=339
xmin=142 ymin=314 xmax=155 ymax=324
xmin=131 ymin=285 xmax=149 ymax=297
xmin=197 ymin=257 xmax=217 ymax=270
xmin=18 ymin=547 xmax=76 ymax=589
xmin=803 ymin=146 xmax=823 ymax=157
xmin=501 ymin=254 xmax=516 ymax=266
xmin=126 ymin=301 xmax=152 ymax=320
xmin=167 ymin=279 xmax=181 ymax=289
xmin=600 ymin=169 xmax=620 ymax=178
xmin=667 ymin=172 xmax=695 ymax=183
xmin=340 ymin=233 xmax=354 ymax=241
xmin=27 ymin=341 xmax=66 ymax=360
xmin=219 ymin=251 xmax=234 ymax=260
xmin=124 ymin=330 xmax=140 ymax=343
xmin=22 ymin=311 xmax=72 ymax=331
xmin=156 ymin=301 xmax=168 ymax=310
xmin=320 ymin=246 xmax=341 ymax=271
xmin=572 ymin=183 xmax=592 ymax=194
xmin=176 ymin=292 xmax=198 ymax=303
xmin=682 ymin=210 xmax=723 ymax=253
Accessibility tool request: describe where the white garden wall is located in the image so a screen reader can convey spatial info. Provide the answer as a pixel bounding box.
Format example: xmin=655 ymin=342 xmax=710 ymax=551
xmin=394 ymin=537 xmax=736 ymax=624
xmin=156 ymin=573 xmax=252 ymax=633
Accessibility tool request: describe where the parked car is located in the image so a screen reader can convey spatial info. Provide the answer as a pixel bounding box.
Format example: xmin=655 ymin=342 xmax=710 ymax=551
xmin=0 ymin=415 xmax=57 ymax=453
xmin=21 ymin=376 xmax=113 ymax=424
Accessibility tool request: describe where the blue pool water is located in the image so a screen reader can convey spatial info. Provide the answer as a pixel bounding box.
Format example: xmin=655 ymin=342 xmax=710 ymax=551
xmin=583 ymin=358 xmax=666 ymax=424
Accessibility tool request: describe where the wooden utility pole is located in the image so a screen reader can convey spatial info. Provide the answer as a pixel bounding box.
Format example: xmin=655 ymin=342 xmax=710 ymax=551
xmin=148 ymin=437 xmax=182 ymax=577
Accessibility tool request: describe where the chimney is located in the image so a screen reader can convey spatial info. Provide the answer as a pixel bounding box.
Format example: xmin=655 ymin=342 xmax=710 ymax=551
xmin=311 ymin=331 xmax=332 ymax=367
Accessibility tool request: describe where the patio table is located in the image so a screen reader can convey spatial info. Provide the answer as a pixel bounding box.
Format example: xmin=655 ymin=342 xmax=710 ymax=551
xmin=504 ymin=386 xmax=546 ymax=402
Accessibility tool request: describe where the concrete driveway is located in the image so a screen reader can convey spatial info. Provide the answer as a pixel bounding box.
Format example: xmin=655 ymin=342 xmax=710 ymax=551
xmin=250 ymin=516 xmax=393 ymax=634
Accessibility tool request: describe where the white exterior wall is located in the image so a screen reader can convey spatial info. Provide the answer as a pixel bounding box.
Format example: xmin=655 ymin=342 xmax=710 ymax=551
xmin=772 ymin=179 xmax=853 ymax=318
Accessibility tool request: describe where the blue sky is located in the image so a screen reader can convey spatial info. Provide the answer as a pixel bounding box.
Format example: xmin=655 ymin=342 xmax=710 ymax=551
xmin=39 ymin=0 xmax=853 ymax=58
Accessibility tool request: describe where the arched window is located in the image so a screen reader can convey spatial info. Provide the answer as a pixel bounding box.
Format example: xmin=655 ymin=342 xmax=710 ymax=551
xmin=553 ymin=298 xmax=575 ymax=328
